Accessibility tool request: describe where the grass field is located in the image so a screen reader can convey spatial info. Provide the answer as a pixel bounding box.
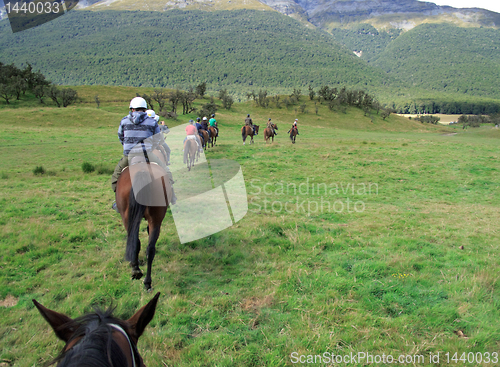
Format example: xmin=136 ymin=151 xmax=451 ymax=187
xmin=1 ymin=89 xmax=500 ymax=366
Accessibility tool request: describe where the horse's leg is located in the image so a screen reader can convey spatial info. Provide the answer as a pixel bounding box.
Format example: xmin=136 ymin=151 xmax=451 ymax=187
xmin=126 ymin=184 xmax=145 ymax=280
xmin=130 ymin=235 xmax=143 ymax=280
xmin=144 ymin=224 xmax=159 ymax=290
xmin=144 ymin=206 xmax=166 ymax=290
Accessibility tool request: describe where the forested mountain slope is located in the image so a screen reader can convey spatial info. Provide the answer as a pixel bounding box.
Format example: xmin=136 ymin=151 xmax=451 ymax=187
xmin=0 ymin=9 xmax=399 ymax=94
xmin=370 ymin=23 xmax=500 ymax=99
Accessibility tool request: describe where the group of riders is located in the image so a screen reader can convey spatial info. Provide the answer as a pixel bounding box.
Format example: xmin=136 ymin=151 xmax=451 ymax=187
xmin=245 ymin=114 xmax=299 ymax=137
xmin=184 ymin=115 xmax=219 ymax=152
xmin=111 ymin=96 xmax=300 ymax=211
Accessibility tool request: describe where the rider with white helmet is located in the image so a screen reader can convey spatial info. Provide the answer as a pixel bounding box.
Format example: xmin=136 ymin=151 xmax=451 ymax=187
xmin=146 ymin=109 xmax=171 ymax=165
xmin=111 ymin=97 xmax=175 ymax=210
xmin=201 ymin=116 xmax=209 ymax=131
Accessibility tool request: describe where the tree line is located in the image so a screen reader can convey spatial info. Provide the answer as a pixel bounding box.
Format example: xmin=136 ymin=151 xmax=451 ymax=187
xmin=0 ymin=62 xmax=78 ymax=107
xmin=246 ymin=85 xmax=392 ymax=120
xmin=411 ymin=113 xmax=500 ymax=127
xmin=136 ymin=82 xmax=227 ymax=120
xmin=389 ymin=100 xmax=500 ymax=115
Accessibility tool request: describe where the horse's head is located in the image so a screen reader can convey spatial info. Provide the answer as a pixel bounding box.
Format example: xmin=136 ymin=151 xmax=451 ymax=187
xmin=255 ymin=125 xmax=260 ymax=134
xmin=33 ymin=292 xmax=160 ymax=367
xmin=273 ymin=123 xmax=278 ymax=130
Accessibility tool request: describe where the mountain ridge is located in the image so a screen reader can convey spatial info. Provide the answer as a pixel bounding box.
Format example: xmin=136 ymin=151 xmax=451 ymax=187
xmin=1 ymin=0 xmax=499 ymax=30
xmin=0 ymin=9 xmax=400 ymax=95
xmin=78 ymin=0 xmax=500 ymax=30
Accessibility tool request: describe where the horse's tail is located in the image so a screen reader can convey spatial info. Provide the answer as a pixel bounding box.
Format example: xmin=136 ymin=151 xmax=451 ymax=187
xmin=125 ymin=172 xmax=147 ymax=262
xmin=241 ymin=127 xmax=246 ymax=141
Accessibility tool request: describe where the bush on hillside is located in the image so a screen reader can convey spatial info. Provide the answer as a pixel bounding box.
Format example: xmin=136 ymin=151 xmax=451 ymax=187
xmin=33 ymin=166 xmax=45 ymax=175
xmin=82 ymin=162 xmax=95 ymax=173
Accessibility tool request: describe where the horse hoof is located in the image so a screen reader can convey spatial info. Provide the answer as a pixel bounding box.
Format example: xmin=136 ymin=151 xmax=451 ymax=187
xmin=144 ymin=282 xmax=152 ymax=291
xmin=132 ymin=269 xmax=143 ymax=280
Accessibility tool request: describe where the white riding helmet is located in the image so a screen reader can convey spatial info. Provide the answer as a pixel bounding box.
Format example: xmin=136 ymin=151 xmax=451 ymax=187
xmin=129 ymin=97 xmax=148 ymax=109
xmin=202 ymin=117 xmax=208 ymax=121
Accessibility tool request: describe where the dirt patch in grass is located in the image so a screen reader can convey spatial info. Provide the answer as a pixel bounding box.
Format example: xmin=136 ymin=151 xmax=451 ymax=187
xmin=240 ymin=293 xmax=274 ymax=312
xmin=0 ymin=295 xmax=18 ymax=307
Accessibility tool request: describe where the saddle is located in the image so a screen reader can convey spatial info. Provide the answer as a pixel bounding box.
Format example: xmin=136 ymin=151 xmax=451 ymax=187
xmin=185 ymin=135 xmax=200 ymax=148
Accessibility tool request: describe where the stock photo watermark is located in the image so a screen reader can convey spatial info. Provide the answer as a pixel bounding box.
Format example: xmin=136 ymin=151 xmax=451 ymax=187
xmin=290 ymin=351 xmax=499 ymax=365
xmin=249 ymin=178 xmax=378 ymax=215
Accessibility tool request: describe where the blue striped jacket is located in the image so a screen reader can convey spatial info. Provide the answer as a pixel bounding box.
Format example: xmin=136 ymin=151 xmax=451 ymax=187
xmin=118 ymin=111 xmax=161 ymax=156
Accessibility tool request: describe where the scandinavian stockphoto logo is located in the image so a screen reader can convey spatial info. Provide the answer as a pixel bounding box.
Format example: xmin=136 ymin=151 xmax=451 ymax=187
xmin=127 ymin=123 xmax=248 ymax=244
xmin=4 ymin=0 xmax=78 ymax=33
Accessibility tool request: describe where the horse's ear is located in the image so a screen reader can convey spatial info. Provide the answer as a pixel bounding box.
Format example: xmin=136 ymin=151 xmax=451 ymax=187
xmin=126 ymin=292 xmax=160 ymax=343
xmin=32 ymin=300 xmax=78 ymax=342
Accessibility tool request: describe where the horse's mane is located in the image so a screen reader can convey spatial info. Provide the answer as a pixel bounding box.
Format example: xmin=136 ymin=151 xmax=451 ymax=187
xmin=50 ymin=307 xmax=138 ymax=367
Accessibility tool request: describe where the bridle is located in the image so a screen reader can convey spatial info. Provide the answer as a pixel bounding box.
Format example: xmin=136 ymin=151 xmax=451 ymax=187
xmin=109 ymin=324 xmax=137 ymax=367
xmin=62 ymin=323 xmax=138 ymax=367
xmin=33 ymin=292 xmax=159 ymax=367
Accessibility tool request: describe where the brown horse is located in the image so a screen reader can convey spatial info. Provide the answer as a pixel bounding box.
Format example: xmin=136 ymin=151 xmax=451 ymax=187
xmin=264 ymin=123 xmax=278 ymax=143
xmin=33 ymin=292 xmax=160 ymax=367
xmin=116 ymin=163 xmax=172 ymax=290
xmin=198 ymin=129 xmax=209 ymax=150
xmin=208 ymin=126 xmax=218 ymax=147
xmin=290 ymin=126 xmax=298 ymax=144
xmin=183 ymin=138 xmax=199 ymax=171
xmin=241 ymin=125 xmax=259 ymax=145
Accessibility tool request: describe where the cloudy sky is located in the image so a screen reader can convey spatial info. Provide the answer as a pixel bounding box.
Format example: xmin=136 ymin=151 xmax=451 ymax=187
xmin=419 ymin=0 xmax=500 ymax=13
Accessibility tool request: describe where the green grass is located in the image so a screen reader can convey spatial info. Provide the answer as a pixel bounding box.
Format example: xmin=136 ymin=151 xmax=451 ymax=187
xmin=1 ymin=89 xmax=500 ymax=366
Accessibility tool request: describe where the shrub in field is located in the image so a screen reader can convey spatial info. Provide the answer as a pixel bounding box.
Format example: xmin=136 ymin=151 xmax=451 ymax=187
xmin=33 ymin=166 xmax=45 ymax=175
xmin=415 ymin=115 xmax=440 ymax=124
xmin=96 ymin=165 xmax=114 ymax=175
xmin=82 ymin=162 xmax=95 ymax=173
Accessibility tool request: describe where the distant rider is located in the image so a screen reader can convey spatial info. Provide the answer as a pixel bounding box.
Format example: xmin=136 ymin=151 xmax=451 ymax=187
xmin=195 ymin=117 xmax=203 ymax=132
xmin=147 ymin=109 xmax=171 ymax=165
xmin=267 ymin=118 xmax=277 ymax=135
xmin=201 ymin=116 xmax=209 ymax=132
xmin=184 ymin=119 xmax=203 ymax=152
xmin=288 ymin=119 xmax=299 ymax=135
xmin=195 ymin=117 xmax=206 ymax=147
xmin=245 ymin=114 xmax=256 ymax=135
xmin=209 ymin=114 xmax=218 ymax=136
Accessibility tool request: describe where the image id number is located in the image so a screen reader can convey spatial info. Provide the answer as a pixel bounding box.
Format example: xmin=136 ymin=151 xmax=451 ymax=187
xmin=445 ymin=352 xmax=498 ymax=364
xmin=5 ymin=1 xmax=61 ymax=14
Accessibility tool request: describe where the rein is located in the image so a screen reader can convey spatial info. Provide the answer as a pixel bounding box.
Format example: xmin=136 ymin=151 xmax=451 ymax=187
xmin=109 ymin=324 xmax=137 ymax=367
